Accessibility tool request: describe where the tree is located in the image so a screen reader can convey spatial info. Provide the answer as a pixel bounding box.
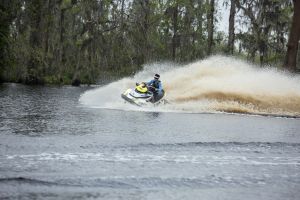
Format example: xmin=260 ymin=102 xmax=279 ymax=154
xmin=0 ymin=1 xmax=11 ymax=82
xmin=1 ymin=0 xmax=296 ymax=85
xmin=26 ymin=0 xmax=44 ymax=84
xmin=227 ymin=0 xmax=235 ymax=54
xmin=164 ymin=1 xmax=180 ymax=61
xmin=0 ymin=0 xmax=20 ymax=82
xmin=206 ymin=0 xmax=215 ymax=55
xmin=284 ymin=0 xmax=300 ymax=72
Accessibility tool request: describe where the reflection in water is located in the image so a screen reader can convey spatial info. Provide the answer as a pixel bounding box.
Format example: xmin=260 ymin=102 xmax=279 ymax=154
xmin=0 ymin=84 xmax=88 ymax=136
xmin=147 ymin=112 xmax=160 ymax=119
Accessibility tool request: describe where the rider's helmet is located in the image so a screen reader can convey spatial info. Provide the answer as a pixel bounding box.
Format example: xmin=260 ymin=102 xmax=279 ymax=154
xmin=154 ymin=74 xmax=160 ymax=80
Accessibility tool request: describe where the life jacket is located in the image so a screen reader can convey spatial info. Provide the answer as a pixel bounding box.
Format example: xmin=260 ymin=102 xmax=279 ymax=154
xmin=150 ymin=80 xmax=160 ymax=89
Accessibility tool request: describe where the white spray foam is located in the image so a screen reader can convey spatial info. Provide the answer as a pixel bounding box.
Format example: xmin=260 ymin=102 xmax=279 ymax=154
xmin=79 ymin=56 xmax=300 ymax=116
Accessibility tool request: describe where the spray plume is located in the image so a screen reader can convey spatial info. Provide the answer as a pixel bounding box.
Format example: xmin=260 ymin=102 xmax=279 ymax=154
xmin=79 ymin=56 xmax=300 ymax=117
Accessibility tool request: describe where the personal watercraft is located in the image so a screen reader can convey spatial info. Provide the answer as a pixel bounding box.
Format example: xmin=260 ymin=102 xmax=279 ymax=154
xmin=121 ymin=82 xmax=166 ymax=106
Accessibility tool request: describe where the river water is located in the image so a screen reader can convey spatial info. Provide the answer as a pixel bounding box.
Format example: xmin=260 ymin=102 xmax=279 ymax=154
xmin=0 ymin=56 xmax=300 ymax=200
xmin=0 ymin=83 xmax=300 ymax=200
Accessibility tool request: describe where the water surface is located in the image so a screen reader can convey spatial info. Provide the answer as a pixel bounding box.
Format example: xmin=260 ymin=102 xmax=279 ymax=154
xmin=0 ymin=83 xmax=300 ymax=200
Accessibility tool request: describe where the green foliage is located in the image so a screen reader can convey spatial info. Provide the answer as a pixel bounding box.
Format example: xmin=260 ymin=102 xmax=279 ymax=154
xmin=1 ymin=0 xmax=295 ymax=85
xmin=0 ymin=2 xmax=13 ymax=82
xmin=234 ymin=0 xmax=293 ymax=65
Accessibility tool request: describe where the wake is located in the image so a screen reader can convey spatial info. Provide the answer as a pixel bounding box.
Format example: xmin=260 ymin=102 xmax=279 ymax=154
xmin=79 ymin=56 xmax=300 ymax=117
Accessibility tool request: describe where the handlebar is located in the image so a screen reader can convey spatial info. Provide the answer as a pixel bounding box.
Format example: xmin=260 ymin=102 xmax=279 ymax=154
xmin=147 ymin=85 xmax=157 ymax=92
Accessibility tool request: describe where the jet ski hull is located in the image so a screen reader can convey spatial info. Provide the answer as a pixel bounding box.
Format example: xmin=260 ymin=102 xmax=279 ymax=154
xmin=121 ymin=89 xmax=144 ymax=106
xmin=121 ymin=88 xmax=166 ymax=107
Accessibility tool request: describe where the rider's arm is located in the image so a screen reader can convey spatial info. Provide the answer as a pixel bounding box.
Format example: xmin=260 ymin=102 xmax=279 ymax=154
xmin=147 ymin=80 xmax=154 ymax=85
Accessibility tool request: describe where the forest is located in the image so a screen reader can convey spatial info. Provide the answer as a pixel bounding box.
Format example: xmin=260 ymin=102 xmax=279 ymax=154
xmin=0 ymin=0 xmax=300 ymax=86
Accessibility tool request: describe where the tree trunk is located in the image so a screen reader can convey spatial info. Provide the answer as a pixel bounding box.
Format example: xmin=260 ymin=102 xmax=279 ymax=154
xmin=44 ymin=0 xmax=51 ymax=55
xmin=60 ymin=7 xmax=66 ymax=66
xmin=207 ymin=0 xmax=215 ymax=56
xmin=142 ymin=0 xmax=150 ymax=61
xmin=197 ymin=0 xmax=203 ymax=37
xmin=26 ymin=0 xmax=43 ymax=84
xmin=227 ymin=0 xmax=235 ymax=54
xmin=121 ymin=0 xmax=125 ymax=30
xmin=171 ymin=4 xmax=178 ymax=61
xmin=44 ymin=0 xmax=55 ymax=73
xmin=284 ymin=0 xmax=300 ymax=72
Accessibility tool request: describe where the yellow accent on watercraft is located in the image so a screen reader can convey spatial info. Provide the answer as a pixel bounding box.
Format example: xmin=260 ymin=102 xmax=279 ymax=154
xmin=136 ymin=83 xmax=148 ymax=93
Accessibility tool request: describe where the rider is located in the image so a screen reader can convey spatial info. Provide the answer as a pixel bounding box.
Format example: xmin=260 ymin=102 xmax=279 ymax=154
xmin=147 ymin=74 xmax=163 ymax=101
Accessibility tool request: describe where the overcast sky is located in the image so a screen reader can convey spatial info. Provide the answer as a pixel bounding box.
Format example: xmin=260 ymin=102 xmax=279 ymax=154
xmin=217 ymin=3 xmax=230 ymax=34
